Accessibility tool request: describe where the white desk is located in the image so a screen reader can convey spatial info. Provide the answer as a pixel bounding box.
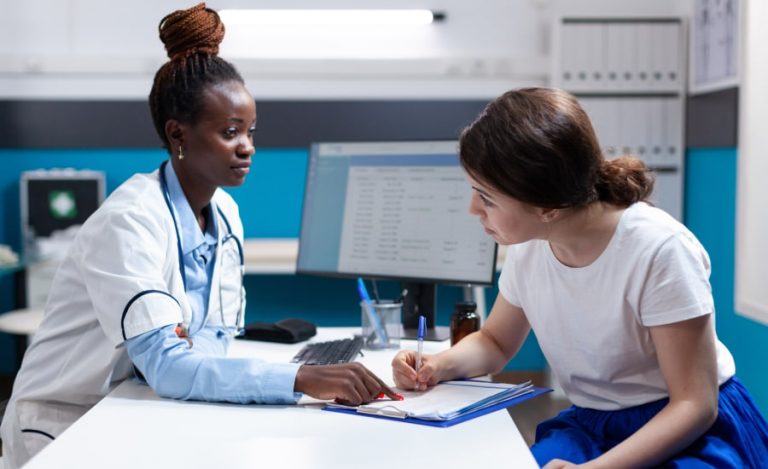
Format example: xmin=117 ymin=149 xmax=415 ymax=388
xmin=23 ymin=328 xmax=538 ymax=469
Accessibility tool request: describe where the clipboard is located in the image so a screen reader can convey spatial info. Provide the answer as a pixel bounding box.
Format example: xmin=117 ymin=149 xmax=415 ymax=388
xmin=323 ymin=381 xmax=552 ymax=428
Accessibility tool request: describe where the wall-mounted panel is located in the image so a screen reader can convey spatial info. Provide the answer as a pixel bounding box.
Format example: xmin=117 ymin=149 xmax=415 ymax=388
xmin=0 ymin=100 xmax=489 ymax=149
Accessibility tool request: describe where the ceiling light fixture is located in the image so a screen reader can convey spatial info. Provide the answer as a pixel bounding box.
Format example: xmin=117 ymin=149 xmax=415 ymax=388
xmin=219 ymin=9 xmax=446 ymax=26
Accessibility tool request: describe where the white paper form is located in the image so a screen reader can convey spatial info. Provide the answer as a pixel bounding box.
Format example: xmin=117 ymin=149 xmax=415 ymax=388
xmin=691 ymin=0 xmax=738 ymax=92
xmin=337 ymin=381 xmax=534 ymax=421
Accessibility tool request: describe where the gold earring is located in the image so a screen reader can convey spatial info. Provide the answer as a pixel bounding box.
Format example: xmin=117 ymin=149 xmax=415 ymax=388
xmin=178 ymin=145 xmax=184 ymax=160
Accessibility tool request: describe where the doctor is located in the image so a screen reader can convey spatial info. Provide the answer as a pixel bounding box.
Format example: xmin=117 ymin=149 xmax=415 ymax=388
xmin=0 ymin=4 xmax=396 ymax=468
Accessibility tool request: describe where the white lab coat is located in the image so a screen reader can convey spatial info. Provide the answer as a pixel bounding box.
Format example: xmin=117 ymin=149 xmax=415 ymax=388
xmin=0 ymin=167 xmax=245 ymax=469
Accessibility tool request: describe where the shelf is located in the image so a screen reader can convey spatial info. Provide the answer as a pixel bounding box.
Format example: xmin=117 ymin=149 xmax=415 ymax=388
xmin=243 ymin=238 xmax=298 ymax=274
xmin=242 ymin=238 xmax=506 ymax=275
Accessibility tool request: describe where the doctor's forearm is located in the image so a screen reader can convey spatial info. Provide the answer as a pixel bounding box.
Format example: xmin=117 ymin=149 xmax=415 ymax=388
xmin=187 ymin=326 xmax=230 ymax=356
xmin=125 ymin=326 xmax=300 ymax=404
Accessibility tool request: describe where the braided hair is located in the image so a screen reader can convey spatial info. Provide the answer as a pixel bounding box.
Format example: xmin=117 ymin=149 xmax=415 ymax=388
xmin=459 ymin=88 xmax=654 ymax=208
xmin=149 ymin=3 xmax=244 ymax=151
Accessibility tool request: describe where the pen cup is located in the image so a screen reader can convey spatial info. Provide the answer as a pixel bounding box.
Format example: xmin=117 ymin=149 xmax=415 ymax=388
xmin=360 ymin=300 xmax=402 ymax=350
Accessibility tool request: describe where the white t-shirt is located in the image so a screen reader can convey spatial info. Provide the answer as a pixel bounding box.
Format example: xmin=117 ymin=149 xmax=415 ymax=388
xmin=498 ymin=202 xmax=735 ymax=410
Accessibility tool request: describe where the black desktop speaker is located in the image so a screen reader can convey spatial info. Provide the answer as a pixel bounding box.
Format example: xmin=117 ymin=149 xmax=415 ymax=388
xmin=402 ymin=282 xmax=449 ymax=341
xmin=402 ymin=282 xmax=436 ymax=330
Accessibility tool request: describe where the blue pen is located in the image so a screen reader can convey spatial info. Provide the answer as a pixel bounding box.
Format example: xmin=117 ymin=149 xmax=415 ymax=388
xmin=415 ymin=315 xmax=426 ymax=390
xmin=357 ymin=278 xmax=388 ymax=345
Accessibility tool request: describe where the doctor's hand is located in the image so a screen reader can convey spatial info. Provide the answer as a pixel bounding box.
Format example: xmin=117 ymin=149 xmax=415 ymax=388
xmin=391 ymin=350 xmax=443 ymax=391
xmin=294 ymin=363 xmax=399 ymax=406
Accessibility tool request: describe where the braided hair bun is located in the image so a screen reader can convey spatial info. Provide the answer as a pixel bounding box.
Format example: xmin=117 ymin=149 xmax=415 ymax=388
xmin=159 ymin=3 xmax=225 ymax=61
xmin=149 ymin=3 xmax=244 ymax=151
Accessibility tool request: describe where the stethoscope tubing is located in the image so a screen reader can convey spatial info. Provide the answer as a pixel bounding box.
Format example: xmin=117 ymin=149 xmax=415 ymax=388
xmin=158 ymin=161 xmax=244 ymax=335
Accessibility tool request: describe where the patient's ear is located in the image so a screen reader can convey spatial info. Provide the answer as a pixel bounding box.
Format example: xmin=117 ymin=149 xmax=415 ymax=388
xmin=539 ymin=207 xmax=559 ymax=223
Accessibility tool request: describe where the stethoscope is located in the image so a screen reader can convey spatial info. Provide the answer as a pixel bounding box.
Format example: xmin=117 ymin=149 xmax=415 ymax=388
xmin=159 ymin=160 xmax=245 ymax=337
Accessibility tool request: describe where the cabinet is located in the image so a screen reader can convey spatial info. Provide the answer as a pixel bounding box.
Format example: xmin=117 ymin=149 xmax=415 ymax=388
xmin=553 ymin=18 xmax=686 ymax=220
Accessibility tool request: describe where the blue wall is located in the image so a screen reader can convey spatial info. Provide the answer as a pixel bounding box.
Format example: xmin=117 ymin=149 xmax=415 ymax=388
xmin=0 ymin=148 xmax=544 ymax=374
xmin=684 ymin=148 xmax=768 ymax=415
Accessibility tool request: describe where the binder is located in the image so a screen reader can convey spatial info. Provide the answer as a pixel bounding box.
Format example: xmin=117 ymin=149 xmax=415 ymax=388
xmin=648 ymin=23 xmax=666 ymax=91
xmin=663 ymin=97 xmax=683 ymax=167
xmin=634 ymin=99 xmax=651 ymax=163
xmin=635 ymin=24 xmax=652 ymax=88
xmin=559 ymin=23 xmax=579 ymax=85
xmin=648 ymin=98 xmax=665 ymax=167
xmin=583 ymin=23 xmax=603 ymax=90
xmin=605 ymin=24 xmax=623 ymax=91
xmin=323 ymin=380 xmax=552 ymax=428
xmin=662 ymin=23 xmax=681 ymax=90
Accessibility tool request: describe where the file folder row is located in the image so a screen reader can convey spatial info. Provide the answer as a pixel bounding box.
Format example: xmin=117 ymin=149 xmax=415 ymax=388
xmin=551 ymin=16 xmax=686 ymax=221
xmin=579 ymin=96 xmax=684 ymax=170
xmin=556 ymin=20 xmax=684 ymax=93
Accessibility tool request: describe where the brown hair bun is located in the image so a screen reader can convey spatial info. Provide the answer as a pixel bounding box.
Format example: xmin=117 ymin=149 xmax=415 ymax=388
xmin=159 ymin=2 xmax=225 ymax=61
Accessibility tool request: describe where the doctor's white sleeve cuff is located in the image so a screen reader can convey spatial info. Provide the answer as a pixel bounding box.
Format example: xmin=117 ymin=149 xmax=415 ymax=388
xmin=121 ymin=290 xmax=183 ymax=342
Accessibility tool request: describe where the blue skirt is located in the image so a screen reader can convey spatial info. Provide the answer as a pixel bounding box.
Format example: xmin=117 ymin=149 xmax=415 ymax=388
xmin=531 ymin=377 xmax=768 ymax=468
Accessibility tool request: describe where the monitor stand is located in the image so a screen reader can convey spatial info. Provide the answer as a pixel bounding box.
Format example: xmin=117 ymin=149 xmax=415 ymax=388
xmin=401 ymin=282 xmax=450 ymax=341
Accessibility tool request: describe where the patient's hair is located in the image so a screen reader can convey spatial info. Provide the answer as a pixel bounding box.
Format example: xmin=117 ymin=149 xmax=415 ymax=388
xmin=148 ymin=2 xmax=244 ymax=151
xmin=459 ymin=87 xmax=654 ymax=208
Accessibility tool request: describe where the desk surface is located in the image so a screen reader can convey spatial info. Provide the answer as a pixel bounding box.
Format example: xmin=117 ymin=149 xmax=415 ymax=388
xmin=23 ymin=328 xmax=538 ymax=469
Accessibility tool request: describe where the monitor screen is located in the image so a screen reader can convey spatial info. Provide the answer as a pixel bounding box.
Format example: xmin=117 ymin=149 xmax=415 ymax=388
xmin=297 ymin=141 xmax=497 ymax=286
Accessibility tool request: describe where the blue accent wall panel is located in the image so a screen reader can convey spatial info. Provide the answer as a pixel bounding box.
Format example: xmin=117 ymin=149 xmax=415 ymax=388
xmin=685 ymin=148 xmax=768 ymax=415
xmin=225 ymin=149 xmax=309 ymax=238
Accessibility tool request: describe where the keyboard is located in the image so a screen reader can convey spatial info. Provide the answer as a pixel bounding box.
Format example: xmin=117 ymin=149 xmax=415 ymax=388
xmin=290 ymin=337 xmax=364 ymax=365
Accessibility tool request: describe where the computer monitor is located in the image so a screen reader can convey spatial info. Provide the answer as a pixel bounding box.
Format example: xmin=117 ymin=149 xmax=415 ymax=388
xmin=296 ymin=141 xmax=497 ymax=340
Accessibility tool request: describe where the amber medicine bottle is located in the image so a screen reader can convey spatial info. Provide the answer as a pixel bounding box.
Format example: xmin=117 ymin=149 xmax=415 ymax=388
xmin=450 ymin=301 xmax=479 ymax=346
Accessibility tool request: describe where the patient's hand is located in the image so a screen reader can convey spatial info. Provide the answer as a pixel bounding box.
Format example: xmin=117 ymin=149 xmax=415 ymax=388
xmin=391 ymin=350 xmax=441 ymax=391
